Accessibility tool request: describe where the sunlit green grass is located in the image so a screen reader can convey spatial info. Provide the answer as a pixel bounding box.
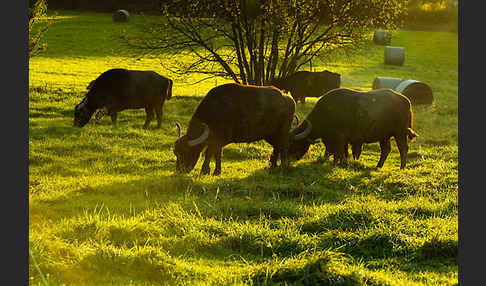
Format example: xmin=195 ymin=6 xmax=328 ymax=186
xmin=29 ymin=10 xmax=457 ymax=285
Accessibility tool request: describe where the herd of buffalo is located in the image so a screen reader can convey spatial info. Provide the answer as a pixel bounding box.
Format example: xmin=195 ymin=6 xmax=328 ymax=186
xmin=74 ymin=68 xmax=419 ymax=175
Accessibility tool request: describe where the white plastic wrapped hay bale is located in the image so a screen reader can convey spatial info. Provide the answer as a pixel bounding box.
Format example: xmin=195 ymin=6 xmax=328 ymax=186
xmin=372 ymin=77 xmax=403 ymax=90
xmin=373 ymin=30 xmax=391 ymax=45
xmin=384 ymin=46 xmax=405 ymax=66
xmin=395 ymin=80 xmax=434 ymax=105
xmin=113 ymin=9 xmax=130 ymax=22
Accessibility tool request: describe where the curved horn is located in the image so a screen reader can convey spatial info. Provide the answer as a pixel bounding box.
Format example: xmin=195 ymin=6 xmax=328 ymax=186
xmin=187 ymin=123 xmax=209 ymax=146
xmin=294 ymin=114 xmax=300 ymax=126
xmin=76 ymin=97 xmax=88 ymax=110
xmin=175 ymin=122 xmax=182 ymax=138
xmin=294 ymin=119 xmax=312 ymax=140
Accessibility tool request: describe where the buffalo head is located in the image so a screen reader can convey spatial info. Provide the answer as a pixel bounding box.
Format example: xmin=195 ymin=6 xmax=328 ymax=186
xmin=73 ymin=97 xmax=96 ymax=127
xmin=288 ymin=119 xmax=313 ymax=161
xmin=173 ymin=122 xmax=210 ymax=173
xmin=320 ymin=70 xmax=341 ymax=93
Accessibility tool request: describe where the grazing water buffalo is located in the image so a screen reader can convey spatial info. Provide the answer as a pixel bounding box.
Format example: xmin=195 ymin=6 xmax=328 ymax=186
xmin=289 ymin=88 xmax=419 ymax=169
xmin=74 ymin=68 xmax=173 ymax=129
xmin=272 ymin=70 xmax=341 ymax=103
xmin=174 ymin=83 xmax=296 ymax=176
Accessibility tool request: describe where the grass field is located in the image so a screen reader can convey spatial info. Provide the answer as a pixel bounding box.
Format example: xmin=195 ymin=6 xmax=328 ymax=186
xmin=29 ymin=10 xmax=458 ymax=285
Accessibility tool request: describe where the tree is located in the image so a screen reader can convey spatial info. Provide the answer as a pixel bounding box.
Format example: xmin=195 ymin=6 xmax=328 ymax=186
xmin=29 ymin=0 xmax=53 ymax=58
xmin=124 ymin=0 xmax=407 ymax=85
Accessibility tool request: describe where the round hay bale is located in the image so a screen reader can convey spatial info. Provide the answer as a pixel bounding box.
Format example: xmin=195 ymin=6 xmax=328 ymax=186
xmin=395 ymin=80 xmax=434 ymax=105
xmin=384 ymin=46 xmax=405 ymax=66
xmin=372 ymin=77 xmax=403 ymax=90
xmin=373 ymin=30 xmax=391 ymax=45
xmin=113 ymin=9 xmax=129 ymax=22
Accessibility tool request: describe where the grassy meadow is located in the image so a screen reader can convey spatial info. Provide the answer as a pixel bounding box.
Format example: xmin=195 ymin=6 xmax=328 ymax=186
xmin=29 ymin=10 xmax=458 ymax=285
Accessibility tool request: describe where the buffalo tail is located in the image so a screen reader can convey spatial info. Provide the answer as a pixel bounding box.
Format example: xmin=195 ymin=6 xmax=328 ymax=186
xmin=407 ymin=108 xmax=418 ymax=141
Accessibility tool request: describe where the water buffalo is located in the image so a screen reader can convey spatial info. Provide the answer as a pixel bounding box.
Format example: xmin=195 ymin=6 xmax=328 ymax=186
xmin=174 ymin=83 xmax=296 ymax=176
xmin=289 ymin=88 xmax=419 ymax=169
xmin=272 ymin=70 xmax=341 ymax=103
xmin=74 ymin=68 xmax=173 ymax=129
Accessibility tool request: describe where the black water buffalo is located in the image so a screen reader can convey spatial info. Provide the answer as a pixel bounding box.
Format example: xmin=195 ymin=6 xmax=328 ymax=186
xmin=272 ymin=70 xmax=341 ymax=103
xmin=174 ymin=83 xmax=296 ymax=176
xmin=288 ymin=88 xmax=419 ymax=169
xmin=74 ymin=68 xmax=173 ymax=129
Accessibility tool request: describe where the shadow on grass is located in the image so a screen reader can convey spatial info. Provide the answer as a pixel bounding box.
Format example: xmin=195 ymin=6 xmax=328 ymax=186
xmin=34 ymin=158 xmax=354 ymax=218
xmin=29 ymin=105 xmax=74 ymax=119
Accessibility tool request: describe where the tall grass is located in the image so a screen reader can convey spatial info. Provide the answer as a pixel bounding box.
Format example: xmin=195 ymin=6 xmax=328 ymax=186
xmin=29 ymin=10 xmax=457 ymax=285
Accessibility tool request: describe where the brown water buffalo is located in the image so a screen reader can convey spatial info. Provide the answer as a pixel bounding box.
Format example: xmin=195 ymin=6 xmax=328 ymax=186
xmin=74 ymin=68 xmax=173 ymax=129
xmin=288 ymin=88 xmax=419 ymax=169
xmin=174 ymin=83 xmax=296 ymax=176
xmin=272 ymin=70 xmax=341 ymax=103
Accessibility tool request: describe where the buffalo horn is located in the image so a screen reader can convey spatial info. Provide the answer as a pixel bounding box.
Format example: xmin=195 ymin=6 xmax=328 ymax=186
xmin=175 ymin=122 xmax=182 ymax=138
xmin=76 ymin=97 xmax=88 ymax=110
xmin=187 ymin=123 xmax=209 ymax=146
xmin=294 ymin=114 xmax=299 ymax=126
xmin=294 ymin=119 xmax=312 ymax=140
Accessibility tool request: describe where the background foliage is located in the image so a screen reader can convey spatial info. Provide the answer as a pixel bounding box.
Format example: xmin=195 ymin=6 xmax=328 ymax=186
xmin=121 ymin=0 xmax=406 ymax=85
xmin=29 ymin=0 xmax=53 ymax=58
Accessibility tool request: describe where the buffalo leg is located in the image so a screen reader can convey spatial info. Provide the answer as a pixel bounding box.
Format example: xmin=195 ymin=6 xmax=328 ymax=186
xmin=267 ymin=120 xmax=290 ymax=168
xmin=154 ymin=104 xmax=163 ymax=129
xmin=269 ymin=149 xmax=279 ymax=168
xmin=281 ymin=149 xmax=289 ymax=168
xmin=265 ymin=137 xmax=278 ymax=168
xmin=110 ymin=112 xmax=118 ymax=126
xmin=201 ymin=147 xmax=213 ymax=175
xmin=323 ymin=141 xmax=348 ymax=161
xmin=352 ymin=143 xmax=362 ymax=160
xmin=395 ymin=134 xmax=409 ymax=169
xmin=332 ymin=135 xmax=347 ymax=166
xmin=213 ymin=147 xmax=223 ymax=176
xmin=340 ymin=143 xmax=348 ymax=165
xmin=376 ymin=138 xmax=391 ymax=168
xmin=143 ymin=107 xmax=155 ymax=129
xmin=201 ymin=145 xmax=222 ymax=175
xmin=278 ymin=118 xmax=292 ymax=168
xmin=269 ymin=147 xmax=289 ymax=168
